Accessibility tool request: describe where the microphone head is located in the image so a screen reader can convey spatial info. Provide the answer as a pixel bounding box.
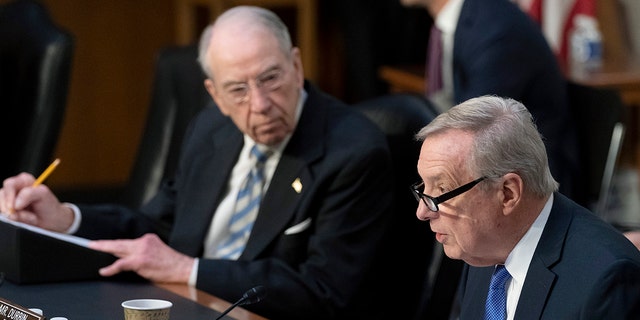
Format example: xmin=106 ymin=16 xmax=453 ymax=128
xmin=239 ymin=285 xmax=267 ymax=306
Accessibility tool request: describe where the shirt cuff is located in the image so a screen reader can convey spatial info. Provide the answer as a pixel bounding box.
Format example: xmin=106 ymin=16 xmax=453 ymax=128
xmin=62 ymin=202 xmax=81 ymax=234
xmin=189 ymin=258 xmax=199 ymax=287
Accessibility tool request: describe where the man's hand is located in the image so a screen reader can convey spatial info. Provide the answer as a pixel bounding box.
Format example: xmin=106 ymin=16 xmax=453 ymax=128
xmin=0 ymin=172 xmax=73 ymax=232
xmin=89 ymin=233 xmax=195 ymax=284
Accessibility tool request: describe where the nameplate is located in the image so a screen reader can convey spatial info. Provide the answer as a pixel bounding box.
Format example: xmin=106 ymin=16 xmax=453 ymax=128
xmin=0 ymin=298 xmax=43 ymax=320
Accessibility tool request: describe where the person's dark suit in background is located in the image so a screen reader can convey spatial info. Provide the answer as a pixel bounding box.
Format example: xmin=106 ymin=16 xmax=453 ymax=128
xmin=401 ymin=0 xmax=578 ymax=199
xmin=413 ymin=95 xmax=640 ymax=319
xmin=0 ymin=6 xmax=394 ymax=320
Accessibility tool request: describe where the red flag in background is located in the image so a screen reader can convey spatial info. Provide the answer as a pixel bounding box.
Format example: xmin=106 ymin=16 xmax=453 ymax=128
xmin=513 ymin=0 xmax=597 ymax=67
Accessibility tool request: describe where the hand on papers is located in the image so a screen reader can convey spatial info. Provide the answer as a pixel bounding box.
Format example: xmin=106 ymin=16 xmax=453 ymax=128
xmin=0 ymin=172 xmax=74 ymax=232
xmin=89 ymin=233 xmax=195 ymax=284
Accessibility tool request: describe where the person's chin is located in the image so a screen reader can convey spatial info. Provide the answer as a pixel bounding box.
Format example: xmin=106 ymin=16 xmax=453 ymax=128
xmin=256 ymin=133 xmax=285 ymax=147
xmin=441 ymin=243 xmax=462 ymax=261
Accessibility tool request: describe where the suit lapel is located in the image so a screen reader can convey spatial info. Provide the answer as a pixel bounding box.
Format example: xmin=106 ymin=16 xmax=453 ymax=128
xmin=513 ymin=257 xmax=556 ymax=319
xmin=172 ymin=118 xmax=243 ymax=256
xmin=514 ymin=193 xmax=571 ymax=319
xmin=240 ymin=83 xmax=326 ymax=259
xmin=242 ymin=154 xmax=311 ymax=258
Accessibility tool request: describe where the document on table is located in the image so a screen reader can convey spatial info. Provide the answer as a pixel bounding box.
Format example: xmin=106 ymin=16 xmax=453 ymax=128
xmin=0 ymin=213 xmax=89 ymax=247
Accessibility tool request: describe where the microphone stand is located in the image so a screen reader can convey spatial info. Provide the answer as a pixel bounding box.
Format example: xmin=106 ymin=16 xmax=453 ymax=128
xmin=214 ymin=286 xmax=266 ymax=320
xmin=215 ymin=298 xmax=244 ymax=320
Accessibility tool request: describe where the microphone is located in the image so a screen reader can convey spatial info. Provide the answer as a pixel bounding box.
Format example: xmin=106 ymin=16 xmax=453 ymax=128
xmin=214 ymin=286 xmax=267 ymax=320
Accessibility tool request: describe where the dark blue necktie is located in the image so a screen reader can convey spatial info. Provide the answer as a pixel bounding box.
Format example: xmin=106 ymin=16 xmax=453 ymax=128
xmin=484 ymin=265 xmax=511 ymax=320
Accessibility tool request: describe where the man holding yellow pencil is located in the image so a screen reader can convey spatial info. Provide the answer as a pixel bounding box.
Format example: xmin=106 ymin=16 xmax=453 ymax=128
xmin=0 ymin=6 xmax=398 ymax=320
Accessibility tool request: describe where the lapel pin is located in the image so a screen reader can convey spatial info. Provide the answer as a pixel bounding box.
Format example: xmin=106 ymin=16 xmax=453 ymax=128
xmin=291 ymin=178 xmax=302 ymax=193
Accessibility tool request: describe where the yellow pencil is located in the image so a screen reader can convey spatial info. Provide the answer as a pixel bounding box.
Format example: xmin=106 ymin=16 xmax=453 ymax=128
xmin=32 ymin=158 xmax=61 ymax=187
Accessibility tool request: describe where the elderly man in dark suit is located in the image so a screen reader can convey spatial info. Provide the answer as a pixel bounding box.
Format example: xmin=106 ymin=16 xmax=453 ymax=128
xmin=0 ymin=6 xmax=395 ymax=320
xmin=412 ymin=95 xmax=640 ymax=319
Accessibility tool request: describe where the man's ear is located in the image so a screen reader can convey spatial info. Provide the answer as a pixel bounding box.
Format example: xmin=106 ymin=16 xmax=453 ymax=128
xmin=290 ymin=47 xmax=304 ymax=87
xmin=501 ymin=172 xmax=523 ymax=216
xmin=204 ymin=79 xmax=230 ymax=116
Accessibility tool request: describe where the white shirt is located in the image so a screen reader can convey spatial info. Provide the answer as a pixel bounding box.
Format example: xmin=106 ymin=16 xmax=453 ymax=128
xmin=502 ymin=193 xmax=553 ymax=320
xmin=430 ymin=0 xmax=464 ymax=113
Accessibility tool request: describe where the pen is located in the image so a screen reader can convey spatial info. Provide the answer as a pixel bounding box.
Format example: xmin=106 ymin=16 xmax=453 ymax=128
xmin=32 ymin=158 xmax=61 ymax=187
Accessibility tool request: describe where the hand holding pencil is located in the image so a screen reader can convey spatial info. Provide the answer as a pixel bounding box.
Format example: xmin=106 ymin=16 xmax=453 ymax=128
xmin=0 ymin=158 xmax=61 ymax=218
xmin=0 ymin=158 xmax=75 ymax=232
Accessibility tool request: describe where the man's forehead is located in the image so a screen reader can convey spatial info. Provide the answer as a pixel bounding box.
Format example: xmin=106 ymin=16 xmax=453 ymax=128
xmin=422 ymin=130 xmax=472 ymax=156
xmin=420 ymin=131 xmax=473 ymax=175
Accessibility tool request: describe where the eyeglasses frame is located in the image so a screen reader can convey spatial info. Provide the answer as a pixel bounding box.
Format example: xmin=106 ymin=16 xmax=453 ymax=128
xmin=410 ymin=177 xmax=486 ymax=212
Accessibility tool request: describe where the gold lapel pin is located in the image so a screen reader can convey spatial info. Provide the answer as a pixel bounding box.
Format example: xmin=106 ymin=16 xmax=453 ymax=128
xmin=291 ymin=178 xmax=302 ymax=193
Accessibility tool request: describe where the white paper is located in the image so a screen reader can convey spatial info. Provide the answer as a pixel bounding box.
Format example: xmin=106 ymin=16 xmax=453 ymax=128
xmin=0 ymin=213 xmax=90 ymax=247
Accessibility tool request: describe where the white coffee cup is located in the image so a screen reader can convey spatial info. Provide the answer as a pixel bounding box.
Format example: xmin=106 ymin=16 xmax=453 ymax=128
xmin=121 ymin=299 xmax=172 ymax=320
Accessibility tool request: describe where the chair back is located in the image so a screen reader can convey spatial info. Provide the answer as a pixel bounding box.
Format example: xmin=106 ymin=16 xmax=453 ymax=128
xmin=0 ymin=0 xmax=74 ymax=179
xmin=120 ymin=44 xmax=210 ymax=208
xmin=567 ymin=81 xmax=626 ymax=217
xmin=353 ymin=94 xmax=462 ymax=320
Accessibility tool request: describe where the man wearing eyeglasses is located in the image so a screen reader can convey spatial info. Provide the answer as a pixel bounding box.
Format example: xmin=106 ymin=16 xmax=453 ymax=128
xmin=0 ymin=6 xmax=395 ymax=320
xmin=412 ymin=95 xmax=640 ymax=319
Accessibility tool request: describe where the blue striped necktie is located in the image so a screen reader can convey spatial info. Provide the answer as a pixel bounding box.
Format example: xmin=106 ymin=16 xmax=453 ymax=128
xmin=484 ymin=265 xmax=511 ymax=320
xmin=217 ymin=145 xmax=270 ymax=259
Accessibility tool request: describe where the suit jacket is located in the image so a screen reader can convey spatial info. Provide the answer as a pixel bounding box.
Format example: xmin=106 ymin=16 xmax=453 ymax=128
xmin=457 ymin=193 xmax=640 ymax=319
xmin=75 ymin=82 xmax=394 ymax=320
xmin=452 ymin=0 xmax=579 ymax=197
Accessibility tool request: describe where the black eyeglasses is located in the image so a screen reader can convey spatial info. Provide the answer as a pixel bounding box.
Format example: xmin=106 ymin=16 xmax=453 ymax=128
xmin=410 ymin=177 xmax=486 ymax=212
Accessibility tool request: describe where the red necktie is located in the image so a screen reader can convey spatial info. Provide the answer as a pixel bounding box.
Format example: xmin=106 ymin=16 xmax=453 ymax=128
xmin=426 ymin=25 xmax=443 ymax=96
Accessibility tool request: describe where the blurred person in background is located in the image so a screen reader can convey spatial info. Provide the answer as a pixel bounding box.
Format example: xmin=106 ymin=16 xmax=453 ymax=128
xmin=401 ymin=0 xmax=579 ymax=200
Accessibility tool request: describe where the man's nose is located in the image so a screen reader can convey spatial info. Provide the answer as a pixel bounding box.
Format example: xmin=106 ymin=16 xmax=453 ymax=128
xmin=248 ymin=85 xmax=271 ymax=113
xmin=416 ymin=201 xmax=438 ymax=221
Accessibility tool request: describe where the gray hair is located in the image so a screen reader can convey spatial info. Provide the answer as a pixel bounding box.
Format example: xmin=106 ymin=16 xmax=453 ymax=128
xmin=415 ymin=95 xmax=558 ymax=197
xmin=197 ymin=6 xmax=293 ymax=79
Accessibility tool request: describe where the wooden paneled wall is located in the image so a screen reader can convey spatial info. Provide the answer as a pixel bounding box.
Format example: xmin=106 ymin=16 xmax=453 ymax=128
xmin=30 ymin=0 xmax=175 ymax=190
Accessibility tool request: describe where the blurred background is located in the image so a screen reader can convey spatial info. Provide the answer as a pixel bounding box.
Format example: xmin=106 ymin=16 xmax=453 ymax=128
xmin=1 ymin=0 xmax=638 ymax=210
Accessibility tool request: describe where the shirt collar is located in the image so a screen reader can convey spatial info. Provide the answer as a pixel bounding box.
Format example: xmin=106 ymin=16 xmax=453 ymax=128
xmin=504 ymin=193 xmax=554 ymax=286
xmin=435 ymin=0 xmax=464 ymax=35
